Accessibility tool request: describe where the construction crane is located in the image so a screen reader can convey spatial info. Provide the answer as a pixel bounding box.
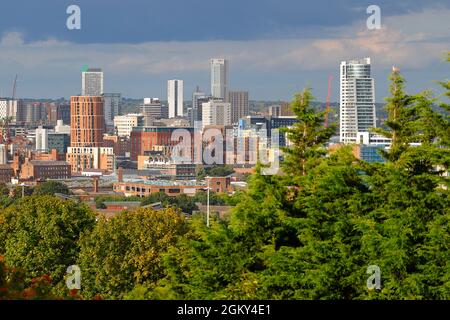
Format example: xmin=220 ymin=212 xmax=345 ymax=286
xmin=324 ymin=75 xmax=333 ymax=128
xmin=12 ymin=74 xmax=18 ymax=100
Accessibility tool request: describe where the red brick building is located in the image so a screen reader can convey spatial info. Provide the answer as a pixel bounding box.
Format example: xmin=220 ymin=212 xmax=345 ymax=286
xmin=0 ymin=164 xmax=14 ymax=183
xmin=130 ymin=127 xmax=194 ymax=161
xmin=20 ymin=160 xmax=71 ymax=180
xmin=103 ymin=135 xmax=131 ymax=157
xmin=207 ymin=176 xmax=232 ymax=193
xmin=70 ymin=96 xmax=105 ymax=147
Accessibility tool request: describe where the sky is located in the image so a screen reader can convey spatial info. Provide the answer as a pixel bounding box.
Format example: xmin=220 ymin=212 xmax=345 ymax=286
xmin=0 ymin=0 xmax=449 ymax=101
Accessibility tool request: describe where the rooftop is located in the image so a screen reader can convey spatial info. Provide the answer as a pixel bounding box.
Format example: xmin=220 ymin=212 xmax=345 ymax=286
xmin=29 ymin=160 xmax=70 ymax=166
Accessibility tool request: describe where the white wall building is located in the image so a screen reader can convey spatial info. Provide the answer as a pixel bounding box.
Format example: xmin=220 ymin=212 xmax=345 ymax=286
xmin=202 ymin=100 xmax=232 ymax=128
xmin=82 ymin=68 xmax=104 ymax=96
xmin=114 ymin=113 xmax=143 ymax=137
xmin=340 ymin=58 xmax=376 ymax=144
xmin=0 ymin=144 xmax=7 ymax=165
xmin=210 ymin=59 xmax=229 ymax=100
xmin=168 ymin=80 xmax=184 ymax=118
xmin=55 ymin=120 xmax=71 ymax=134
xmin=35 ymin=126 xmax=49 ymax=152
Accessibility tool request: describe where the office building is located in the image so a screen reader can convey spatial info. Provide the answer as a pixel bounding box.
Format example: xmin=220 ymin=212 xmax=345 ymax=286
xmin=227 ymin=91 xmax=249 ymax=123
xmin=130 ymin=126 xmax=194 ymax=161
xmin=202 ymin=100 xmax=232 ymax=127
xmin=103 ymin=93 xmax=121 ymax=126
xmin=82 ymin=68 xmax=104 ymax=96
xmin=47 ymin=103 xmax=70 ymax=125
xmin=114 ymin=113 xmax=144 ymax=137
xmin=210 ymin=59 xmax=228 ymax=100
xmin=55 ymin=120 xmax=71 ymax=134
xmin=70 ymin=96 xmax=105 ymax=147
xmin=137 ymin=152 xmax=196 ymax=180
xmin=340 ymin=58 xmax=376 ymax=143
xmin=168 ymin=80 xmax=184 ymax=118
xmin=35 ymin=126 xmax=49 ymax=152
xmin=280 ymin=102 xmax=294 ymax=116
xmin=16 ymin=102 xmax=45 ymax=125
xmin=66 ymin=146 xmax=114 ymax=173
xmin=0 ymin=99 xmax=18 ymax=122
xmin=48 ymin=133 xmax=70 ymax=154
xmin=269 ymin=105 xmax=281 ymax=117
xmin=20 ymin=159 xmax=71 ymax=180
xmin=191 ymin=88 xmax=210 ymax=125
xmin=140 ymin=98 xmax=168 ymax=126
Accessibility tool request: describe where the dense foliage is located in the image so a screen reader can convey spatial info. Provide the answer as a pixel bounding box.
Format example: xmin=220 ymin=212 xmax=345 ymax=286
xmin=78 ymin=207 xmax=187 ymax=299
xmin=0 ymin=196 xmax=96 ymax=295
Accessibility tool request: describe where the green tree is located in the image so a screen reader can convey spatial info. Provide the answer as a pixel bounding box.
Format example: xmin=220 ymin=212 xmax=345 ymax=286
xmin=11 ymin=185 xmax=33 ymax=199
xmin=372 ymin=70 xmax=418 ymax=162
xmin=160 ymin=74 xmax=450 ymax=300
xmin=78 ymin=207 xmax=187 ymax=299
xmin=196 ymin=165 xmax=235 ymax=180
xmin=282 ymin=87 xmax=335 ymax=178
xmin=0 ymin=182 xmax=9 ymax=197
xmin=33 ymin=181 xmax=69 ymax=196
xmin=0 ymin=196 xmax=96 ymax=295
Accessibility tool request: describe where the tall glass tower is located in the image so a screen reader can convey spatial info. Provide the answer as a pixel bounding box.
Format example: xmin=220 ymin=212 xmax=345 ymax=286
xmin=339 ymin=58 xmax=376 ymax=144
xmin=210 ymin=58 xmax=229 ymax=100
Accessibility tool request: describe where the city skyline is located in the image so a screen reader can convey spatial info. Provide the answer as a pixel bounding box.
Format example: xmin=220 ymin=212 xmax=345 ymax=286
xmin=0 ymin=1 xmax=448 ymax=101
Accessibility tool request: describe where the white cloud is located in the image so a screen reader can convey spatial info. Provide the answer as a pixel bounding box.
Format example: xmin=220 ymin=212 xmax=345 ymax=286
xmin=0 ymin=7 xmax=448 ymax=98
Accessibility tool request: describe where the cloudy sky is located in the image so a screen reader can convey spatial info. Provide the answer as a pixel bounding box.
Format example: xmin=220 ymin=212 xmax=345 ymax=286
xmin=0 ymin=0 xmax=449 ymax=101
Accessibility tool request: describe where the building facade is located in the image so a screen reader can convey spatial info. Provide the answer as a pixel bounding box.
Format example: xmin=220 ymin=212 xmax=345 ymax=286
xmin=82 ymin=68 xmax=104 ymax=96
xmin=140 ymin=98 xmax=168 ymax=126
xmin=202 ymin=100 xmax=232 ymax=127
xmin=70 ymin=96 xmax=105 ymax=147
xmin=113 ymin=179 xmax=204 ymax=197
xmin=340 ymin=58 xmax=376 ymax=143
xmin=103 ymin=93 xmax=121 ymax=126
xmin=20 ymin=160 xmax=71 ymax=180
xmin=66 ymin=146 xmax=114 ymax=173
xmin=0 ymin=99 xmax=18 ymax=122
xmin=191 ymin=89 xmax=210 ymax=125
xmin=210 ymin=58 xmax=228 ymax=100
xmin=48 ymin=133 xmax=70 ymax=154
xmin=17 ymin=102 xmax=45 ymax=125
xmin=0 ymin=164 xmax=14 ymax=183
xmin=168 ymin=80 xmax=184 ymax=118
xmin=130 ymin=126 xmax=194 ymax=161
xmin=137 ymin=153 xmax=196 ymax=179
xmin=227 ymin=91 xmax=249 ymax=124
xmin=114 ymin=113 xmax=144 ymax=137
xmin=0 ymin=144 xmax=7 ymax=165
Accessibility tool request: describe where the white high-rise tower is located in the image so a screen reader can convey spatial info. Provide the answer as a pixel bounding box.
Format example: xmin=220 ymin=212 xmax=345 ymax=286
xmin=168 ymin=79 xmax=184 ymax=118
xmin=210 ymin=58 xmax=229 ymax=100
xmin=339 ymin=58 xmax=376 ymax=143
xmin=82 ymin=68 xmax=104 ymax=96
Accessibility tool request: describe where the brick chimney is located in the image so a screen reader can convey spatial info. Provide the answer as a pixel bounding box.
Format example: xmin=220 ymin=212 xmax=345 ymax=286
xmin=92 ymin=176 xmax=99 ymax=193
xmin=118 ymin=167 xmax=123 ymax=183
